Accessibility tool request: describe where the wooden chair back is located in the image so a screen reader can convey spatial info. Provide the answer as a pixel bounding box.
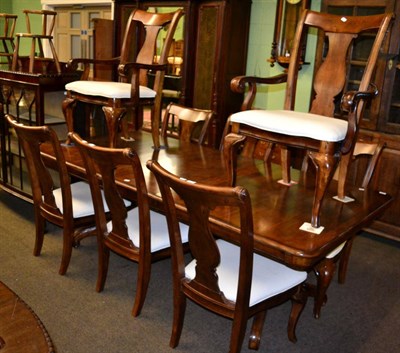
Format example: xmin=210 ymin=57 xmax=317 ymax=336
xmin=147 ymin=159 xmax=307 ymax=351
xmin=147 ymin=159 xmax=254 ymax=310
xmin=69 ymin=132 xmax=149 ymax=256
xmin=12 ymin=10 xmax=60 ymax=73
xmin=6 ymin=115 xmax=99 ymax=275
xmin=7 ymin=115 xmax=69 ymax=222
xmin=161 ymin=103 xmax=214 ymax=145
xmin=0 ymin=13 xmax=17 ymax=68
xmin=116 ymin=9 xmax=183 ymax=87
xmin=334 ymin=141 xmax=386 ymax=190
xmin=287 ymin=11 xmax=390 ymax=119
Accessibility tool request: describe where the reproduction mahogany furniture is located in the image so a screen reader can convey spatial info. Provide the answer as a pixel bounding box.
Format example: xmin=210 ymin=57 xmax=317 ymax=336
xmin=0 ymin=13 xmax=17 ymax=70
xmin=69 ymin=132 xmax=188 ymax=317
xmin=7 ymin=116 xmax=100 ymax=276
xmin=0 ymin=281 xmax=55 ymax=353
xmin=12 ymin=10 xmax=61 ymax=74
xmin=0 ymin=68 xmax=80 ymax=200
xmin=227 ymin=10 xmax=392 ymax=231
xmin=110 ymin=0 xmax=252 ymax=147
xmin=64 ymin=8 xmax=183 ymax=149
xmin=318 ymin=0 xmax=400 ymax=244
xmin=39 ymin=130 xmax=393 ymax=314
xmin=161 ymin=102 xmax=214 ymax=146
xmin=147 ymin=160 xmax=307 ymax=352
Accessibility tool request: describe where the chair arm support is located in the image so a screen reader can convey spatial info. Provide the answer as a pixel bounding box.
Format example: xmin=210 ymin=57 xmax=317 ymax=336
xmin=222 ymin=133 xmax=247 ymax=186
xmin=117 ymin=62 xmax=168 ymax=79
xmin=230 ymin=74 xmax=288 ymax=111
xmin=340 ymin=83 xmax=378 ymax=113
xmin=340 ymin=83 xmax=378 ymax=154
xmin=66 ymin=57 xmax=120 ymax=80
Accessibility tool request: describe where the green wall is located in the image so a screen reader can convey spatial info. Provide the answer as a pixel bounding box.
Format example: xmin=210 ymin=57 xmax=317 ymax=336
xmin=2 ymin=0 xmax=321 ymax=111
xmin=248 ymin=0 xmax=321 ymax=112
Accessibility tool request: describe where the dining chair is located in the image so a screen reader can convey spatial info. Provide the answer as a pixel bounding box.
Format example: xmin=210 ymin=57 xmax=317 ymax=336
xmin=161 ymin=103 xmax=214 ymax=146
xmin=146 ymin=160 xmax=308 ymax=353
xmin=6 ymin=115 xmax=101 ymax=275
xmin=0 ymin=13 xmax=17 ymax=70
xmin=69 ymin=132 xmax=189 ymax=317
xmin=63 ymin=8 xmax=183 ymax=149
xmin=226 ymin=10 xmax=393 ymax=231
xmin=305 ymin=140 xmax=386 ymax=318
xmin=11 ymin=10 xmax=61 ymax=74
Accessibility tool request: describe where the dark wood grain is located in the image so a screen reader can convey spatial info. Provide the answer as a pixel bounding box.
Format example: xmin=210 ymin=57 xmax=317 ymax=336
xmin=41 ymin=130 xmax=392 ymax=271
xmin=0 ymin=281 xmax=55 ymax=353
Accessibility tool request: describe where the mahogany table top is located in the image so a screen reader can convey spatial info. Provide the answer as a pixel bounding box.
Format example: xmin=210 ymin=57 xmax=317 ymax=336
xmin=40 ymin=131 xmax=392 ymax=270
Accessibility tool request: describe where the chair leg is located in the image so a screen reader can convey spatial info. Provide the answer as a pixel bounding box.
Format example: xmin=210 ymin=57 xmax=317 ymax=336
xmin=96 ymin=245 xmax=110 ymax=293
xmin=336 ymin=151 xmax=353 ymax=200
xmin=338 ymin=238 xmax=354 ymax=284
xmin=308 ymin=145 xmax=339 ymax=228
xmin=169 ymin=291 xmax=186 ymax=348
xmin=229 ymin=308 xmax=250 ymax=353
xmin=102 ymin=106 xmax=126 ymax=148
xmin=150 ymin=106 xmax=161 ymax=149
xmin=59 ymin=226 xmax=74 ymax=275
xmin=248 ymin=311 xmax=267 ymax=350
xmin=33 ymin=211 xmax=45 ymax=256
xmin=62 ymin=97 xmax=77 ymax=145
xmin=313 ymin=258 xmax=336 ymax=319
xmin=131 ymin=256 xmax=152 ymax=317
xmin=287 ymin=285 xmax=308 ymax=343
xmin=280 ymin=146 xmax=292 ymax=185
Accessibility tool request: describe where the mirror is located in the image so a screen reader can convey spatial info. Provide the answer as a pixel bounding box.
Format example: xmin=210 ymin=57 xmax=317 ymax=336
xmin=268 ymin=0 xmax=311 ymax=68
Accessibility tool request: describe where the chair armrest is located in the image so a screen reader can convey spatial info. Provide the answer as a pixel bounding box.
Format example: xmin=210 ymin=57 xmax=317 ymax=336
xmin=340 ymin=83 xmax=378 ymax=154
xmin=222 ymin=133 xmax=246 ymax=186
xmin=118 ymin=62 xmax=168 ymax=79
xmin=230 ymin=74 xmax=288 ymax=111
xmin=66 ymin=57 xmax=120 ymax=80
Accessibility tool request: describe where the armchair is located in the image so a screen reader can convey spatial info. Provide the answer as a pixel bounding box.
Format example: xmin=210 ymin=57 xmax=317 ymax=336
xmin=227 ymin=10 xmax=393 ymax=231
xmin=63 ymin=8 xmax=183 ymax=149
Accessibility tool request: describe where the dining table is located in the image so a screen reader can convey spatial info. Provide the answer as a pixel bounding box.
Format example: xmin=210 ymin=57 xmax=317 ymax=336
xmin=40 ymin=130 xmax=392 ymax=284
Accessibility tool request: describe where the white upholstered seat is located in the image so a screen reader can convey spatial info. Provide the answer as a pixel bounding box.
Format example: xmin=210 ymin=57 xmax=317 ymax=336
xmin=107 ymin=207 xmax=189 ymax=253
xmin=186 ymin=239 xmax=307 ymax=306
xmin=65 ymin=81 xmax=156 ymax=100
xmin=230 ymin=109 xmax=348 ymax=142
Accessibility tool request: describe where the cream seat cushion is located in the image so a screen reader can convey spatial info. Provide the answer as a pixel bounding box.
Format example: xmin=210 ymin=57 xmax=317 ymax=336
xmin=53 ymin=181 xmax=131 ymax=218
xmin=107 ymin=208 xmax=189 ymax=253
xmin=230 ymin=109 xmax=348 ymax=142
xmin=65 ymin=81 xmax=156 ymax=99
xmin=185 ymin=239 xmax=307 ymax=306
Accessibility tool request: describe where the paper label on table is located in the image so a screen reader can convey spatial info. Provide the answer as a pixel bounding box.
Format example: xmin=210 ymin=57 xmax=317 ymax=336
xmin=332 ymin=195 xmax=355 ymax=203
xmin=299 ymin=222 xmax=324 ymax=234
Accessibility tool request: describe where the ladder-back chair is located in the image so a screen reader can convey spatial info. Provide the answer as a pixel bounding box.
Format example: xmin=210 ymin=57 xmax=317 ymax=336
xmin=12 ymin=10 xmax=61 ymax=74
xmin=0 ymin=13 xmax=17 ymax=69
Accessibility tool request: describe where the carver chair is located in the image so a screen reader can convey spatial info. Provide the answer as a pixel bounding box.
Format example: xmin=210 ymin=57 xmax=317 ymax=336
xmin=63 ymin=8 xmax=183 ymax=149
xmin=6 ymin=115 xmax=102 ymax=275
xmin=147 ymin=160 xmax=308 ymax=353
xmin=161 ymin=103 xmax=214 ymax=146
xmin=69 ymin=132 xmax=189 ymax=317
xmin=0 ymin=13 xmax=17 ymax=69
xmin=227 ymin=10 xmax=392 ymax=231
xmin=11 ymin=10 xmax=61 ymax=74
xmin=305 ymin=140 xmax=386 ymax=318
